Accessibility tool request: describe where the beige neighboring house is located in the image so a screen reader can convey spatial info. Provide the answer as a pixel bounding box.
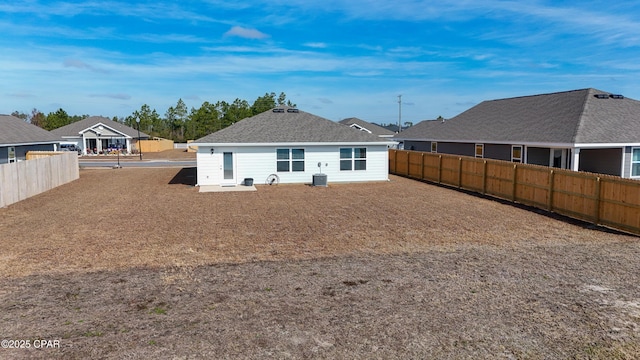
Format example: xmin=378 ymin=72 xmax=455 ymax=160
xmin=0 ymin=114 xmax=60 ymax=164
xmin=51 ymin=116 xmax=150 ymax=155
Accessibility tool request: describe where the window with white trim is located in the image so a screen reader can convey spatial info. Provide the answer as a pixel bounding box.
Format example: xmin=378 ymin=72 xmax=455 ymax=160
xmin=8 ymin=146 xmax=16 ymax=163
xmin=340 ymin=147 xmax=367 ymax=171
xmin=431 ymin=142 xmax=437 ymax=153
xmin=632 ymin=147 xmax=640 ymax=177
xmin=475 ymin=144 xmax=484 ymax=158
xmin=276 ymin=148 xmax=305 ymax=172
xmin=512 ymin=145 xmax=523 ymax=163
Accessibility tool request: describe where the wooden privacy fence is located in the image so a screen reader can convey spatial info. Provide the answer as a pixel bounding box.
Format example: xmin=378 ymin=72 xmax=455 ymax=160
xmin=0 ymin=152 xmax=79 ymax=208
xmin=139 ymin=138 xmax=174 ymax=153
xmin=390 ymin=149 xmax=640 ymax=236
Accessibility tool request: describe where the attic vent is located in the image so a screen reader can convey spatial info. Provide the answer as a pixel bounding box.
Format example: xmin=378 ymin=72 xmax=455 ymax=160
xmin=286 ymin=108 xmax=299 ymax=113
xmin=610 ymin=94 xmax=624 ymax=99
xmin=594 ymin=94 xmax=609 ymax=99
xmin=272 ymin=108 xmax=285 ymax=113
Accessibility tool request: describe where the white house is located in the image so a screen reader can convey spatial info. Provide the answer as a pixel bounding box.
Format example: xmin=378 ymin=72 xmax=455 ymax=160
xmin=51 ymin=116 xmax=150 ymax=155
xmin=192 ymin=107 xmax=396 ymax=186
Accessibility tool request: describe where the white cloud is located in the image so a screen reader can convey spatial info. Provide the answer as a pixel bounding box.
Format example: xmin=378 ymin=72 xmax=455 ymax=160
xmin=223 ymin=26 xmax=269 ymax=39
xmin=304 ymin=42 xmax=327 ymax=49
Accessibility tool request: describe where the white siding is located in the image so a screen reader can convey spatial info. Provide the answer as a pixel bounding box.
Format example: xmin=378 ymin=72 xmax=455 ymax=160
xmin=196 ymin=144 xmax=389 ymax=185
xmin=196 ymin=146 xmax=221 ymax=186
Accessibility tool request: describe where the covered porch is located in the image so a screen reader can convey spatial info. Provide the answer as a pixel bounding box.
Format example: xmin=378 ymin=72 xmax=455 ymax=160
xmin=80 ymin=124 xmax=134 ymax=155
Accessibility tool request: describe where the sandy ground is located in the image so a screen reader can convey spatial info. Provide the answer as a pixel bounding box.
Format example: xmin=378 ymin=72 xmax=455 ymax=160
xmin=0 ymin=167 xmax=638 ymax=359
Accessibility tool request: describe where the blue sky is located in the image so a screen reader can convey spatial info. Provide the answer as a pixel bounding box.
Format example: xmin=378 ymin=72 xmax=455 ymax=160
xmin=1 ymin=1 xmax=640 ymax=125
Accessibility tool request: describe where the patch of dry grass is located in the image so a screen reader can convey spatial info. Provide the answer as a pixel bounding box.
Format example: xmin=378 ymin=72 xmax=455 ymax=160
xmin=0 ymin=168 xmax=638 ymax=359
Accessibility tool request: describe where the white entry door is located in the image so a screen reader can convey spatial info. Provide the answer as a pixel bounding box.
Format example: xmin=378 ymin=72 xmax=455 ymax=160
xmin=222 ymin=152 xmax=235 ymax=185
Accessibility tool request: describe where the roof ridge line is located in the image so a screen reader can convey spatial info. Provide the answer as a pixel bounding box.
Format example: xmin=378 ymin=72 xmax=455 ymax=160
xmin=487 ymin=88 xmax=594 ymax=102
xmin=572 ymin=89 xmax=596 ymax=143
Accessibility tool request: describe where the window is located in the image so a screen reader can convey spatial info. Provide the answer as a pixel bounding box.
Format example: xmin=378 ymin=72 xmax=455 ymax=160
xmin=276 ymin=148 xmax=304 ymax=172
xmin=340 ymin=147 xmax=367 ymax=171
xmin=632 ymin=147 xmax=640 ymax=177
xmin=431 ymin=142 xmax=437 ymax=153
xmin=8 ymin=146 xmax=16 ymax=163
xmin=512 ymin=145 xmax=523 ymax=163
xmin=475 ymin=144 xmax=484 ymax=158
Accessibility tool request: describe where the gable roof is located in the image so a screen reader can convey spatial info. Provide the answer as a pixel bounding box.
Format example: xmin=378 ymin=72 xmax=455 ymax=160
xmin=194 ymin=107 xmax=393 ymax=145
xmin=0 ymin=114 xmax=61 ymax=146
xmin=396 ymin=88 xmax=640 ymax=145
xmin=51 ymin=116 xmax=150 ymax=139
xmin=338 ymin=118 xmax=395 ymax=136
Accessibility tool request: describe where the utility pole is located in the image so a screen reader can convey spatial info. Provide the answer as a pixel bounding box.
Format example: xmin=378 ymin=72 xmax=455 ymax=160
xmin=397 ymin=95 xmax=402 ymax=133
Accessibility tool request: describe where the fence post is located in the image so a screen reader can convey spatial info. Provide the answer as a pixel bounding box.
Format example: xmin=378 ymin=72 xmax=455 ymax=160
xmin=458 ymin=157 xmax=463 ymax=188
xmin=438 ymin=155 xmax=442 ymax=184
xmin=594 ymin=177 xmax=601 ymax=225
xmin=406 ymin=151 xmax=410 ymax=176
xmin=393 ymin=150 xmax=398 ymax=174
xmin=512 ymin=164 xmax=518 ymax=201
xmin=421 ymin=153 xmax=425 ymax=180
xmin=548 ymin=170 xmax=555 ymax=212
xmin=482 ymin=160 xmax=487 ymax=194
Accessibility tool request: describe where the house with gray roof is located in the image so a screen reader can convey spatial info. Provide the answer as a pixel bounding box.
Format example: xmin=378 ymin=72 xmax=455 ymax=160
xmin=0 ymin=114 xmax=60 ymax=164
xmin=338 ymin=118 xmax=396 ymax=138
xmin=395 ymin=88 xmax=640 ymax=179
xmin=51 ymin=116 xmax=150 ymax=155
xmin=192 ymin=107 xmax=396 ymax=186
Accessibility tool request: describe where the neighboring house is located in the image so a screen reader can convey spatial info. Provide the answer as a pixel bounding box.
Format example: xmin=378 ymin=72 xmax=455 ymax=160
xmin=339 ymin=118 xmax=396 ymax=138
xmin=396 ymin=88 xmax=640 ymax=179
xmin=51 ymin=116 xmax=150 ymax=155
xmin=0 ymin=114 xmax=60 ymax=164
xmin=193 ymin=107 xmax=396 ymax=186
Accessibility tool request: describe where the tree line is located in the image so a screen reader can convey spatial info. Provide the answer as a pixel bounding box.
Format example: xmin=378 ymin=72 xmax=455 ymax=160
xmin=12 ymin=92 xmax=295 ymax=142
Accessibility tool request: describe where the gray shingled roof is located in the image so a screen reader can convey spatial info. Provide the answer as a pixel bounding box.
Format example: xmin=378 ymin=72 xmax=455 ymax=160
xmin=194 ymin=107 xmax=391 ymax=144
xmin=0 ymin=114 xmax=61 ymax=146
xmin=396 ymin=88 xmax=640 ymax=144
xmin=51 ymin=116 xmax=150 ymax=139
xmin=338 ymin=118 xmax=395 ymax=136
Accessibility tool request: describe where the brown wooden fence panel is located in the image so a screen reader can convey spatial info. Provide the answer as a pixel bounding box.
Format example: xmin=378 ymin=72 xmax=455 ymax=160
xmin=388 ymin=149 xmax=640 ymax=236
xmin=551 ymin=170 xmax=598 ymax=223
xmin=484 ymin=161 xmax=515 ymax=200
xmin=440 ymin=155 xmax=461 ymax=186
xmin=599 ymin=176 xmax=640 ymax=234
xmin=514 ymin=165 xmax=551 ymax=209
xmin=460 ymin=158 xmax=485 ymax=192
xmin=395 ymin=150 xmax=409 ymax=176
xmin=389 ymin=150 xmax=397 ymax=174
xmin=408 ymin=151 xmax=424 ymax=179
xmin=423 ymin=154 xmax=440 ymax=182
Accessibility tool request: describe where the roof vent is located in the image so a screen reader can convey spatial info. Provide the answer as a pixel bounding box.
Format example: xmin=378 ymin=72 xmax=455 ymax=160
xmin=594 ymin=94 xmax=609 ymax=99
xmin=610 ymin=94 xmax=624 ymax=99
xmin=286 ymin=108 xmax=299 ymax=113
xmin=272 ymin=108 xmax=285 ymax=113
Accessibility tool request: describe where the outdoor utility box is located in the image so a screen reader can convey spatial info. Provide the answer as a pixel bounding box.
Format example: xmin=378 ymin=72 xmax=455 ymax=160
xmin=312 ymin=173 xmax=327 ymax=187
xmin=244 ymin=178 xmax=254 ymax=186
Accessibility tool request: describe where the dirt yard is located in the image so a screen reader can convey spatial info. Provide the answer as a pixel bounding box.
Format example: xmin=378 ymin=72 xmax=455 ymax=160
xmin=0 ymin=168 xmax=638 ymax=359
